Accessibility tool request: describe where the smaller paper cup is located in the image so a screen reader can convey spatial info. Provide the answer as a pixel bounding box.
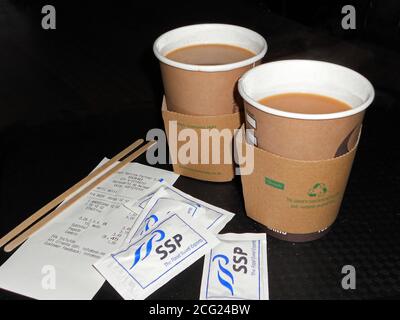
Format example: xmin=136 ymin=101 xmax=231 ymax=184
xmin=238 ymin=60 xmax=375 ymax=160
xmin=154 ymin=24 xmax=267 ymax=116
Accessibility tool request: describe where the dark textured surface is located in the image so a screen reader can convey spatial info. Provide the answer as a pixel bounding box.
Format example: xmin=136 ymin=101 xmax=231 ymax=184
xmin=0 ymin=0 xmax=399 ymax=300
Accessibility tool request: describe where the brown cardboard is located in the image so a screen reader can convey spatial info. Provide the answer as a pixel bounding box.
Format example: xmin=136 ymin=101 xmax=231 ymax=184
xmin=237 ymin=125 xmax=358 ymax=241
xmin=244 ymin=100 xmax=364 ymax=160
xmin=161 ymin=61 xmax=261 ymax=116
xmin=162 ymin=97 xmax=242 ymax=182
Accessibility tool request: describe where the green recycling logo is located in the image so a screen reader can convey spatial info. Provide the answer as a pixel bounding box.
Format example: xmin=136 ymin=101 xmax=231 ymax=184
xmin=308 ymin=183 xmax=328 ymax=197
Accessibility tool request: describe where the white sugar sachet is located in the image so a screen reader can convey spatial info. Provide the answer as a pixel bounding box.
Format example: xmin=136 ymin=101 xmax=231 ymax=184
xmin=94 ymin=213 xmax=219 ymax=300
xmin=124 ymin=183 xmax=235 ymax=238
xmin=125 ymin=180 xmax=166 ymax=216
xmin=125 ymin=197 xmax=207 ymax=241
xmin=200 ymin=233 xmax=269 ymax=300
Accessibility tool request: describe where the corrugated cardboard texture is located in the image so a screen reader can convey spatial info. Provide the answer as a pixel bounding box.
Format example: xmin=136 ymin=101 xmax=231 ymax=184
xmin=238 ymin=126 xmax=358 ymax=234
xmin=162 ymin=98 xmax=242 ymax=182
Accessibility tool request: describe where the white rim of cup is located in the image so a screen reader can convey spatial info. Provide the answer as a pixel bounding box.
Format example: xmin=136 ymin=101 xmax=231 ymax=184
xmin=153 ymin=24 xmax=268 ymax=72
xmin=238 ymin=59 xmax=375 ymax=120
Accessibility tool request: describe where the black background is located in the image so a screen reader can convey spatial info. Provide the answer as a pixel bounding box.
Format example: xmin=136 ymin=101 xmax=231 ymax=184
xmin=0 ymin=0 xmax=399 ymax=300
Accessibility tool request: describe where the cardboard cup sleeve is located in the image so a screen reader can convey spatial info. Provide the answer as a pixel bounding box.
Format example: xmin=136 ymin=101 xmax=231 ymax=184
xmin=162 ymin=97 xmax=242 ymax=182
xmin=237 ymin=125 xmax=359 ymax=242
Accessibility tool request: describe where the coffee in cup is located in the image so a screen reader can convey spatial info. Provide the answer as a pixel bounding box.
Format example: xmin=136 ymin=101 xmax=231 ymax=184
xmin=238 ymin=60 xmax=374 ymax=160
xmin=153 ymin=24 xmax=267 ymax=116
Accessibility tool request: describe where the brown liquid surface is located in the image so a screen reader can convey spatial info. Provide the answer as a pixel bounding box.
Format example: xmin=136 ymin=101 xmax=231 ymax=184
xmin=166 ymin=44 xmax=256 ymax=65
xmin=258 ymin=93 xmax=352 ymax=114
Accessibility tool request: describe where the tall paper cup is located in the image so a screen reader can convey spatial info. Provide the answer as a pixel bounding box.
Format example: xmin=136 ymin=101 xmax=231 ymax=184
xmin=238 ymin=60 xmax=374 ymax=160
xmin=154 ymin=24 xmax=267 ymax=116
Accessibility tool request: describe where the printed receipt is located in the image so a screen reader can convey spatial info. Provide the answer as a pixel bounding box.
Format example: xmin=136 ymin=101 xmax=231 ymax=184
xmin=0 ymin=158 xmax=179 ymax=300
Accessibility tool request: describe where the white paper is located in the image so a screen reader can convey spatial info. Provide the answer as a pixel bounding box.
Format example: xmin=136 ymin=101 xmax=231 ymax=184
xmin=0 ymin=159 xmax=179 ymax=300
xmin=122 ymin=180 xmax=165 ymax=216
xmin=200 ymin=233 xmax=269 ymax=300
xmin=124 ymin=183 xmax=235 ymax=241
xmin=94 ymin=213 xmax=220 ymax=300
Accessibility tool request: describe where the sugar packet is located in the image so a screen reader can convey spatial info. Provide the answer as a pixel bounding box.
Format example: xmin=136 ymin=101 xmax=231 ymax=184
xmin=94 ymin=213 xmax=219 ymax=300
xmin=125 ymin=180 xmax=165 ymax=216
xmin=200 ymin=233 xmax=269 ymax=300
xmin=124 ymin=183 xmax=235 ymax=238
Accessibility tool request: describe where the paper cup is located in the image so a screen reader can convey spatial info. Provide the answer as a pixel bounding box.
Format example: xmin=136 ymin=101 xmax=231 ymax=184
xmin=154 ymin=24 xmax=267 ymax=116
xmin=238 ymin=60 xmax=375 ymax=160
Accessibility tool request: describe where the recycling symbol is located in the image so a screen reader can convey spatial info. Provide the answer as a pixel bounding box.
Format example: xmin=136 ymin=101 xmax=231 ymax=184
xmin=308 ymin=183 xmax=328 ymax=197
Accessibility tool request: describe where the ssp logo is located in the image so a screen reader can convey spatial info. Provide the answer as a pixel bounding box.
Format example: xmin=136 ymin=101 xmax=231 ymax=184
xmin=139 ymin=214 xmax=159 ymax=236
xmin=212 ymin=247 xmax=248 ymax=296
xmin=110 ymin=214 xmax=211 ymax=291
xmin=128 ymin=228 xmax=183 ymax=269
